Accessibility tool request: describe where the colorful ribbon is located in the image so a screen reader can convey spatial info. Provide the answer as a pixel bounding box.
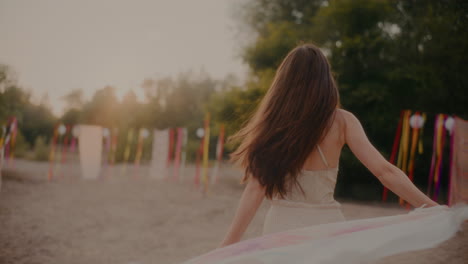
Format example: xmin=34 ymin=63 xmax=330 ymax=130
xmin=134 ymin=128 xmax=148 ymax=177
xmin=433 ymin=115 xmax=447 ymax=201
xmin=211 ymin=124 xmax=225 ymax=185
xmin=121 ymin=129 xmax=134 ymax=177
xmin=180 ymin=128 xmax=188 ymax=182
xmin=194 ymin=138 xmax=203 ymax=189
xmin=7 ymin=117 xmax=17 ymax=168
xmin=404 ymin=112 xmax=423 ymax=209
xmin=167 ymin=128 xmax=175 ymax=171
xmin=48 ymin=125 xmax=59 ymax=181
xmin=427 ymin=114 xmax=449 ymax=202
xmin=202 ymin=113 xmax=211 ymax=194
xmin=397 ymin=110 xmax=411 ymax=206
xmin=172 ymin=127 xmax=184 ymax=182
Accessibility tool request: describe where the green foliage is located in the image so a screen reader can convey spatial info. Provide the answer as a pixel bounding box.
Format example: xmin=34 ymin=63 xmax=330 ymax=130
xmin=11 ymin=130 xmax=29 ymax=159
xmin=61 ymin=109 xmax=81 ymax=125
xmin=0 ymin=64 xmax=56 ymax=148
xmin=20 ymin=103 xmax=56 ymax=146
xmin=80 ymin=86 xmax=120 ymax=127
xmin=244 ymin=22 xmax=303 ymax=72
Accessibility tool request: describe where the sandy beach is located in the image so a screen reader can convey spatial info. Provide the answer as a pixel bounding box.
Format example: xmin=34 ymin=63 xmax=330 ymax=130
xmin=0 ymin=159 xmax=466 ymax=264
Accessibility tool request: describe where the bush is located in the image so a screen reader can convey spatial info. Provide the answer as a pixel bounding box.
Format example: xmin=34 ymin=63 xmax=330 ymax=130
xmin=33 ymin=136 xmax=49 ymax=161
xmin=11 ymin=130 xmax=29 ymax=159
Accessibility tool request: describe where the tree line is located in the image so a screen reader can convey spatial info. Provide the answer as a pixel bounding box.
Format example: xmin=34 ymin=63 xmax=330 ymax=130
xmin=1 ymin=0 xmax=466 ymax=201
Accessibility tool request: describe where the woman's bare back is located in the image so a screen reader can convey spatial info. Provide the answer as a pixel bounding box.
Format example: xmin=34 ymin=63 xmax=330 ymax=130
xmin=302 ymin=109 xmax=346 ymax=171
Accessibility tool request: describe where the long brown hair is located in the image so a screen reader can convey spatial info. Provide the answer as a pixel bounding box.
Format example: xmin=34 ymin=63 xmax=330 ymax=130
xmin=229 ymin=43 xmax=340 ymax=199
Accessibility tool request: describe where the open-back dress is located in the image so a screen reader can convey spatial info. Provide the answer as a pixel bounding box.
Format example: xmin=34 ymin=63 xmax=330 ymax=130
xmin=263 ymin=145 xmax=346 ymax=235
xmin=184 ymin=147 xmax=468 ymax=264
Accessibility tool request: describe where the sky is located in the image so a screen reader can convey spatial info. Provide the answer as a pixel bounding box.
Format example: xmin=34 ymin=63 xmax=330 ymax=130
xmin=0 ymin=0 xmax=248 ymax=115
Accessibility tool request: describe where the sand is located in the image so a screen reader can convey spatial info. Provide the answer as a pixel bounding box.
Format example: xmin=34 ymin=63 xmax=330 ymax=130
xmin=0 ymin=159 xmax=466 ymax=264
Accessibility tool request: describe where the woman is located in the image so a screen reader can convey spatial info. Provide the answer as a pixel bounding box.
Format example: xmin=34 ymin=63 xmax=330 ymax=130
xmin=219 ymin=43 xmax=439 ymax=247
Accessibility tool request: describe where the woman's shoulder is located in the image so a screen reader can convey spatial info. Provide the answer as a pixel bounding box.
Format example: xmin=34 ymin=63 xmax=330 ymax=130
xmin=335 ymin=109 xmax=360 ymax=128
xmin=336 ymin=108 xmax=356 ymax=120
xmin=333 ymin=109 xmax=364 ymax=143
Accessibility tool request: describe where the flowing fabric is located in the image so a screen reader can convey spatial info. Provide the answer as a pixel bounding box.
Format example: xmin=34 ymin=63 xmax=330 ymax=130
xmin=150 ymin=129 xmax=170 ymax=179
xmin=183 ymin=205 xmax=467 ymax=264
xmin=263 ymin=146 xmax=344 ymax=234
xmin=78 ymin=125 xmax=103 ymax=179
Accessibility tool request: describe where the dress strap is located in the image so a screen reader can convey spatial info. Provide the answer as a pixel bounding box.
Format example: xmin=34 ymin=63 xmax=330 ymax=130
xmin=317 ymin=145 xmax=329 ymax=168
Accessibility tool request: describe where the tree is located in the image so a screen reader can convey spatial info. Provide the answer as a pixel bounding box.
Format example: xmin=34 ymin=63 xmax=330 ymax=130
xmin=0 ymin=64 xmax=56 ymax=147
xmin=208 ymin=0 xmax=468 ymax=200
xmin=61 ymin=89 xmax=84 ymax=111
xmin=80 ymin=86 xmax=119 ymax=127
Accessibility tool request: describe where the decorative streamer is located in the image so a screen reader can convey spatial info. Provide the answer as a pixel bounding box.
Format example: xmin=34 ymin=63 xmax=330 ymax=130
xmin=59 ymin=125 xmax=71 ymax=178
xmin=48 ymin=125 xmax=59 ymax=181
xmin=172 ymin=127 xmax=184 ymax=182
xmin=134 ymin=129 xmax=144 ymax=166
xmin=69 ymin=126 xmax=79 ymax=153
xmin=201 ymin=113 xmax=211 ymax=194
xmin=398 ymin=110 xmax=411 ymax=206
xmin=167 ymin=128 xmax=175 ymax=171
xmin=179 ymin=128 xmax=188 ymax=182
xmin=54 ymin=124 xmax=67 ymax=178
xmin=110 ymin=128 xmax=119 ymax=166
xmin=431 ymin=115 xmax=444 ymax=199
xmin=432 ymin=114 xmax=445 ymax=200
xmin=7 ymin=117 xmax=17 ymax=168
xmin=404 ymin=112 xmax=424 ymax=209
xmin=3 ymin=127 xmax=9 ymax=164
xmin=418 ymin=113 xmax=427 ymax=154
xmin=0 ymin=124 xmax=8 ymax=185
xmin=0 ymin=124 xmax=6 ymax=152
xmin=427 ymin=115 xmax=441 ymax=195
xmin=433 ymin=115 xmax=448 ymax=201
xmin=122 ymin=129 xmax=134 ymax=177
xmin=211 ymin=124 xmax=225 ymax=185
xmin=427 ymin=114 xmax=450 ymax=201
xmin=396 ymin=111 xmax=410 ymax=170
xmin=102 ymin=128 xmax=111 ymax=178
xmin=103 ymin=128 xmax=111 ymax=165
xmin=133 ymin=128 xmax=149 ymax=177
xmin=382 ymin=111 xmax=404 ymax=202
xmin=194 ymin=126 xmax=206 ymax=188
xmin=150 ymin=129 xmax=170 ymax=179
xmin=401 ymin=111 xmax=411 ymax=174
xmin=194 ymin=137 xmax=203 ymax=189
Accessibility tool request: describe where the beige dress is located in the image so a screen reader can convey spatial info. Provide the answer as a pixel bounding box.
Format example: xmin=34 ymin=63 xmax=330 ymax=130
xmin=262 ymin=146 xmax=346 ymax=235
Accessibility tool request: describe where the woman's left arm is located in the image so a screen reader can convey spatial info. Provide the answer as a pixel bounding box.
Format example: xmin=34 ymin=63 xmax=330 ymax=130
xmin=219 ymin=177 xmax=265 ymax=248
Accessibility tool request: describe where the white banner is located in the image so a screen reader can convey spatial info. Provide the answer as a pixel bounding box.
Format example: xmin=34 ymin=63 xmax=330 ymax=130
xmin=78 ymin=125 xmax=103 ymax=179
xmin=150 ymin=129 xmax=169 ymax=179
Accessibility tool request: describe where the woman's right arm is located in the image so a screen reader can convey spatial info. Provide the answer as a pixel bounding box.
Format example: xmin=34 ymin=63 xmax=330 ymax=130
xmin=218 ymin=176 xmax=265 ymax=248
xmin=340 ymin=109 xmax=438 ymax=208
